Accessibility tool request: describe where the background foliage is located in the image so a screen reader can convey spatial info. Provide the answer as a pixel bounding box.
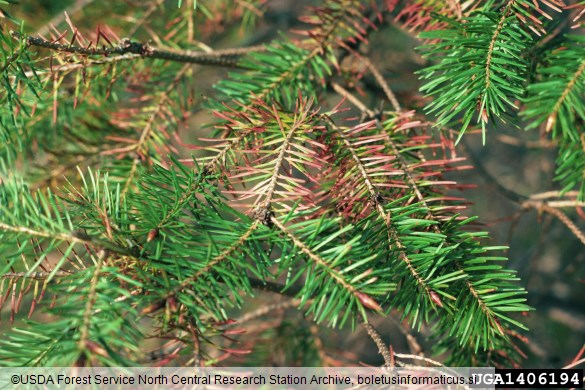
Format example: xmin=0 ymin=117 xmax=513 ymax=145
xmin=0 ymin=0 xmax=584 ymax=369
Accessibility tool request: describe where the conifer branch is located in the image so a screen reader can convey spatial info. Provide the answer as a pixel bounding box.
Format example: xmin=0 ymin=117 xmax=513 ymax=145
xmin=485 ymin=2 xmax=515 ymax=90
xmin=78 ymin=250 xmax=106 ymax=352
xmin=0 ymin=222 xmax=134 ymax=258
xmin=362 ymin=322 xmax=393 ymax=367
xmin=143 ymin=220 xmax=261 ymax=315
xmin=547 ymin=56 xmax=585 ymax=132
xmin=384 ymin=127 xmax=502 ymax=338
xmin=12 ymin=46 xmax=268 ymax=80
xmin=256 ymin=48 xmax=320 ymax=105
xmin=418 ymin=2 xmax=534 ymax=141
xmin=23 ymin=53 xmax=142 ymax=78
xmin=257 ymin=105 xmax=307 ymax=208
xmin=116 ymin=64 xmax=191 ymax=195
xmin=11 ymin=31 xmax=245 ymax=68
xmin=177 ymin=221 xmax=260 ymax=293
xmin=3 ymin=0 xmax=576 ymax=368
xmin=0 ymin=46 xmax=25 ymax=75
xmin=0 ymin=222 xmax=83 ymax=246
xmin=327 ymin=87 xmax=528 ymax=355
xmin=270 ymin=216 xmax=362 ymax=299
xmin=1 ymin=271 xmax=70 ymax=280
xmin=322 ymin=115 xmax=434 ymax=302
xmin=383 ymin=130 xmax=518 ymax=339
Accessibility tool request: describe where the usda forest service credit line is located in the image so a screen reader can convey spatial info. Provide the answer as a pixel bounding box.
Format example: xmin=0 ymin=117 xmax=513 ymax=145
xmin=13 ymin=373 xmax=473 ymax=386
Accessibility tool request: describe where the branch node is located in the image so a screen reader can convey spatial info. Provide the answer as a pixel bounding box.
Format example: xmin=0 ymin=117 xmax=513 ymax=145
xmin=370 ymin=192 xmax=386 ymax=207
xmin=120 ymin=38 xmax=152 ymax=55
xmin=252 ymin=205 xmax=274 ymax=227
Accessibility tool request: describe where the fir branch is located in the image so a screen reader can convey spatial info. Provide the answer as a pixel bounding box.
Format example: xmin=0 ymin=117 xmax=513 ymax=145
xmin=269 ymin=214 xmax=390 ymax=327
xmin=323 ymin=91 xmax=529 ymax=362
xmin=116 ymin=64 xmax=191 ymax=195
xmin=256 ymin=105 xmax=308 ymax=209
xmin=164 ymin=220 xmax=260 ymax=302
xmin=270 ymin=216 xmax=363 ymax=301
xmin=211 ymin=41 xmax=330 ymax=109
xmin=11 ymin=46 xmax=268 ymax=81
xmin=200 ymin=127 xmax=255 ymax=174
xmin=78 ymin=250 xmax=106 ymax=352
xmin=3 ymin=0 xmax=573 ymax=368
xmin=17 ymin=53 xmax=142 ymax=78
xmin=523 ymin=35 xmax=585 ymax=198
xmin=362 ymin=322 xmax=393 ymax=367
xmin=300 ymin=0 xmax=377 ymax=47
xmin=1 ymin=271 xmax=70 ymax=280
xmin=388 ymin=0 xmax=482 ymax=32
xmin=11 ymin=31 xmax=244 ymax=68
xmin=206 ymin=97 xmax=327 ymax=212
xmin=322 ymin=115 xmax=435 ymax=306
xmin=485 ymin=2 xmax=516 ymax=90
xmin=379 ymin=119 xmax=510 ymax=352
xmin=0 ymin=266 xmax=143 ymax=366
xmin=418 ymin=5 xmax=533 ymax=142
xmin=0 ymin=223 xmax=133 ymax=258
xmin=540 ymin=44 xmax=584 ymax=135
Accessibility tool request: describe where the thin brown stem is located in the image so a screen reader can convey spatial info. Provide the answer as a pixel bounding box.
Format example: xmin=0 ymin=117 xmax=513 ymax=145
xmin=393 ymin=353 xmax=445 ymax=367
xmin=1 ymin=271 xmax=71 ymax=280
xmin=530 ymin=191 xmax=582 ymax=200
xmin=460 ymin=138 xmax=528 ymax=204
xmin=331 ymin=82 xmax=376 ymax=117
xmin=563 ymin=356 xmax=585 ymax=369
xmin=363 ymin=58 xmax=401 ymax=112
xmin=496 ymin=134 xmax=555 ymax=149
xmin=12 ymin=31 xmax=246 ymax=68
xmin=0 ymin=222 xmax=134 ymax=257
xmin=234 ymin=299 xmax=302 ymax=325
xmin=127 ymin=0 xmax=166 ymax=37
xmin=362 ymin=322 xmax=393 ymax=367
xmin=387 ymin=315 xmax=424 ymax=356
xmin=524 ymin=202 xmax=585 ymax=245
